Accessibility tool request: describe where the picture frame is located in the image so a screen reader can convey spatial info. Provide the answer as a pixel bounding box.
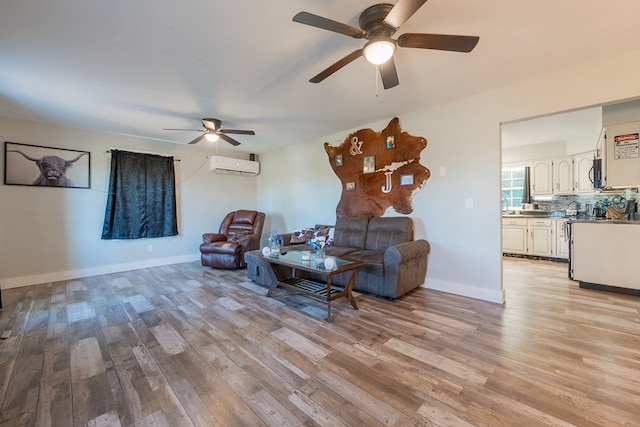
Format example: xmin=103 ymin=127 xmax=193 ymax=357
xmin=335 ymin=154 xmax=343 ymax=166
xmin=400 ymin=174 xmax=414 ymax=186
xmin=363 ymin=155 xmax=375 ymax=174
xmin=346 ymin=182 xmax=356 ymax=191
xmin=4 ymin=141 xmax=91 ymax=188
xmin=386 ymin=135 xmax=395 ymax=149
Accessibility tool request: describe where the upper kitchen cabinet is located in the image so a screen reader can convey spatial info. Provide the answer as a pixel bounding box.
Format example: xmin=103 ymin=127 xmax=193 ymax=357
xmin=553 ymin=156 xmax=574 ymax=195
xmin=531 ymin=159 xmax=553 ymax=195
xmin=530 ymin=157 xmax=574 ymax=195
xmin=574 ymin=151 xmax=596 ymax=193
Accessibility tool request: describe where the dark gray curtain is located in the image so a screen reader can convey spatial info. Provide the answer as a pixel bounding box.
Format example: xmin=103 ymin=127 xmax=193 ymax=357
xmin=102 ymin=150 xmax=178 ymax=239
xmin=522 ymin=166 xmax=532 ymax=204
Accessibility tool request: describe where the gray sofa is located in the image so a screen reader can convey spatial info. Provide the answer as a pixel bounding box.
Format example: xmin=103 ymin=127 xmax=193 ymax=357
xmin=244 ymin=216 xmax=430 ymax=299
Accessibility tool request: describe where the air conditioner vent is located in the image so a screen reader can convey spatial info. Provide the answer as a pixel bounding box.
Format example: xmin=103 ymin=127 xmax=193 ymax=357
xmin=209 ymin=156 xmax=259 ymax=176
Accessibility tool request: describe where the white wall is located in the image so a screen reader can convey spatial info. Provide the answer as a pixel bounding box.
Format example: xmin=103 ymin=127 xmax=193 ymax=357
xmin=4 ymin=47 xmax=640 ymax=302
xmin=0 ymin=117 xmax=257 ymax=288
xmin=257 ymin=47 xmax=640 ymax=304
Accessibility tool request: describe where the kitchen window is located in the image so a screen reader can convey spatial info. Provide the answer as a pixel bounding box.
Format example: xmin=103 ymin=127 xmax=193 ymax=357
xmin=502 ymin=166 xmax=525 ymax=209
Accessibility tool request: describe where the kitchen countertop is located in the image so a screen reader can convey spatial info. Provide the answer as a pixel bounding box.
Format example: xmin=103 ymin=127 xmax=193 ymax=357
xmin=502 ymin=210 xmax=639 ymax=224
xmin=568 ymin=217 xmax=640 ymax=225
xmin=502 ymin=210 xmax=567 ymax=218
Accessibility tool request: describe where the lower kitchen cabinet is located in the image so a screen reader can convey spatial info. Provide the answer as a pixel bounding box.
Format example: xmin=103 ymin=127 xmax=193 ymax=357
xmin=527 ymin=218 xmax=553 ymax=257
xmin=502 ymin=217 xmax=567 ymax=259
xmin=555 ymin=219 xmax=570 ymax=259
xmin=502 ymin=218 xmax=527 ymax=254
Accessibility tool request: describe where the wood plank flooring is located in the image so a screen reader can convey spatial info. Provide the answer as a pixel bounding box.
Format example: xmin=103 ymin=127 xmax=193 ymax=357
xmin=0 ymin=258 xmax=639 ymax=426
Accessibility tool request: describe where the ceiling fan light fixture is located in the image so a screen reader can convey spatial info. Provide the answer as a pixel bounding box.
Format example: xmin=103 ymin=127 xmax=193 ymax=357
xmin=363 ymin=38 xmax=396 ymax=65
xmin=205 ymin=132 xmax=219 ymax=142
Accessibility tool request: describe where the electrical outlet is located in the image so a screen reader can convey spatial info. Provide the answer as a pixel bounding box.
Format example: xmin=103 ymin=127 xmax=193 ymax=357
xmin=147 ymin=244 xmax=153 ymax=252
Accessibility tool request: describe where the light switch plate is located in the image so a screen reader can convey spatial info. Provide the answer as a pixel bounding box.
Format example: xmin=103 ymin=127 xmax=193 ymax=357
xmin=465 ymin=198 xmax=473 ymax=209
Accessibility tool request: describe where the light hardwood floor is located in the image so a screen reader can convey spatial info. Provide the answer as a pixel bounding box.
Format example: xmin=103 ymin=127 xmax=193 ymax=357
xmin=0 ymin=258 xmax=638 ymax=426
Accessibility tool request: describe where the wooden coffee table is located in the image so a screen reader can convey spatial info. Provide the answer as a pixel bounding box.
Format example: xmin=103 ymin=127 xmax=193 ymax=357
xmin=262 ymin=251 xmax=364 ymax=322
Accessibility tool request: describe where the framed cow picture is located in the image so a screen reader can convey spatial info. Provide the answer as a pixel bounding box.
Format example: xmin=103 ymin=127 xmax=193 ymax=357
xmin=4 ymin=141 xmax=91 ymax=188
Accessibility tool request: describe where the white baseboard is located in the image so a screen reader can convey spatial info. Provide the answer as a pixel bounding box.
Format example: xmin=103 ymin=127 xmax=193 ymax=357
xmin=0 ymin=253 xmax=200 ymax=290
xmin=423 ymin=279 xmax=505 ymax=304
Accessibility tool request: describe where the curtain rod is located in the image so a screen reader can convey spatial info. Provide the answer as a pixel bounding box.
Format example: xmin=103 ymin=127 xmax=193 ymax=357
xmin=106 ymin=148 xmax=180 ymax=161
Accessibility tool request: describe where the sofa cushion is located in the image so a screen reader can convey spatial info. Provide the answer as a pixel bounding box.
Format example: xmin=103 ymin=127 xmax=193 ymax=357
xmin=333 ymin=217 xmax=369 ymax=249
xmin=364 ymin=217 xmax=413 ymax=251
xmin=342 ymin=249 xmax=384 ymax=275
xmin=325 ymin=246 xmax=359 ymax=258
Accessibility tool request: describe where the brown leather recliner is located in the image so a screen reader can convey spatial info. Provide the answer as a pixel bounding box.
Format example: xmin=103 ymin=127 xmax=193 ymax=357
xmin=200 ymin=210 xmax=266 ymax=269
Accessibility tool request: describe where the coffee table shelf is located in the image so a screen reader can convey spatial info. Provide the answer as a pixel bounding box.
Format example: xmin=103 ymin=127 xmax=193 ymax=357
xmin=260 ymin=251 xmax=364 ymax=322
xmin=280 ymin=277 xmax=346 ymax=299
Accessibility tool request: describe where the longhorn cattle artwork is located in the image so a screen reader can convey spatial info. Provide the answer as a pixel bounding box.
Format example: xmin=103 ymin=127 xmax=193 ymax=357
xmin=4 ymin=142 xmax=90 ymax=188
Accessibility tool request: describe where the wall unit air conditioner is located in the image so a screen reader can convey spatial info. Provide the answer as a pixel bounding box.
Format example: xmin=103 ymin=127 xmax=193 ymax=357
xmin=209 ymin=155 xmax=260 ymax=176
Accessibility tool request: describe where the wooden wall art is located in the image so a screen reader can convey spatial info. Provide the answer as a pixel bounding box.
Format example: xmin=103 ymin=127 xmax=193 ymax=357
xmin=324 ymin=117 xmax=430 ymax=217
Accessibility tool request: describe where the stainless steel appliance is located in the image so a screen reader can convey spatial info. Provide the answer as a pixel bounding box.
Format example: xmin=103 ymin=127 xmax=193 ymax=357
xmin=592 ymin=158 xmax=602 ymax=189
xmin=585 ymin=203 xmax=595 ymax=217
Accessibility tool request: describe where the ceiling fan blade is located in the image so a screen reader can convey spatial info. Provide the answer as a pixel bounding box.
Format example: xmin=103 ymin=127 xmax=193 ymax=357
xmin=163 ymin=128 xmax=203 ymax=132
xmin=397 ymin=33 xmax=479 ymax=52
xmin=218 ymin=133 xmax=241 ymax=146
xmin=188 ymin=134 xmax=206 ymax=145
xmin=380 ymin=57 xmax=399 ymax=89
xmin=383 ymin=0 xmax=428 ymax=29
xmin=219 ymin=129 xmax=255 ymax=135
xmin=310 ymin=49 xmax=363 ymax=83
xmin=293 ymin=12 xmax=366 ymax=38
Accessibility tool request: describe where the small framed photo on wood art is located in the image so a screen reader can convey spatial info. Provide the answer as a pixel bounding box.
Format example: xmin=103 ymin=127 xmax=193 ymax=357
xmin=386 ymin=135 xmax=395 ymax=149
xmin=363 ymin=156 xmax=375 ymax=174
xmin=400 ymin=174 xmax=414 ymax=186
xmin=335 ymin=154 xmax=343 ymax=166
xmin=346 ymin=182 xmax=356 ymax=191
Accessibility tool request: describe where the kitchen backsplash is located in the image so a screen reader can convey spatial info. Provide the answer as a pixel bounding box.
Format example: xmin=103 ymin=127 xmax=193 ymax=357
xmin=533 ymin=189 xmax=638 ymax=212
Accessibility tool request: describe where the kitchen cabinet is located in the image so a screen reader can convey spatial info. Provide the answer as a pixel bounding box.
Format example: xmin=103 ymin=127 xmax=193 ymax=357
xmin=527 ymin=218 xmax=553 ymax=257
xmin=573 ymin=151 xmax=596 ymax=193
xmin=571 ymin=222 xmax=640 ymax=290
xmin=502 ymin=217 xmax=554 ymax=257
xmin=554 ymin=219 xmax=569 ymax=259
xmin=553 ymin=156 xmax=574 ymax=195
xmin=502 ymin=218 xmax=527 ymax=254
xmin=531 ymin=160 xmax=553 ymax=195
xmin=531 ymin=157 xmax=574 ymax=195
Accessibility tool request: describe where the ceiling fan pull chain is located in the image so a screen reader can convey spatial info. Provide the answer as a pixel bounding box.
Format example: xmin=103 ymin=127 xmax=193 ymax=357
xmin=375 ymin=64 xmax=380 ymax=97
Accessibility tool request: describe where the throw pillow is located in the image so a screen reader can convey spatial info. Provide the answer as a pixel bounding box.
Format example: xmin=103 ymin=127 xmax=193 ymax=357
xmin=290 ymin=228 xmax=314 ymax=244
xmin=229 ymin=230 xmax=251 ymax=243
xmin=313 ymin=226 xmax=330 ymax=239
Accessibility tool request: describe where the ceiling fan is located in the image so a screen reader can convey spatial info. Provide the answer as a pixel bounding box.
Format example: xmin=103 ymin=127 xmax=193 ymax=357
xmin=163 ymin=118 xmax=255 ymax=146
xmin=293 ymin=0 xmax=479 ymax=89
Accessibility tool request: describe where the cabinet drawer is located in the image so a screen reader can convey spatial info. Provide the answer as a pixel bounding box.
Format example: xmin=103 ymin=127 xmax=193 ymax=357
xmin=502 ymin=218 xmax=527 ymax=226
xmin=527 ymin=218 xmax=552 ymax=227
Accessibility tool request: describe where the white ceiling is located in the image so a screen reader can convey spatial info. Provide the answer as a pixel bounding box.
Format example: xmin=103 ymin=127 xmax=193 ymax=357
xmin=501 ymin=107 xmax=603 ymax=149
xmin=1 ymin=1 xmax=640 ymax=154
